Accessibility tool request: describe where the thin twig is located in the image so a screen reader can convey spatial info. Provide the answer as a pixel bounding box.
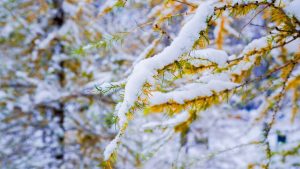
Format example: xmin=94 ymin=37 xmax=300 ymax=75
xmin=250 ymin=23 xmax=267 ymax=28
xmin=234 ymin=59 xmax=299 ymax=89
xmin=263 ymin=61 xmax=296 ymax=168
xmin=172 ymin=0 xmax=197 ymax=8
xmin=227 ymin=36 xmax=299 ymax=64
xmin=240 ymin=5 xmax=269 ymax=36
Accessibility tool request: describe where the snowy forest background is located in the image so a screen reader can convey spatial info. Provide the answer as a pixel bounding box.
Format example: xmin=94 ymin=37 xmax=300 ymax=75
xmin=0 ymin=0 xmax=300 ymax=168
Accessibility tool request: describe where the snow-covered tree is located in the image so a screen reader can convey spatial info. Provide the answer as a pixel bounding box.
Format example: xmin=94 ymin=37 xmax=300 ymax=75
xmin=100 ymin=0 xmax=300 ymax=168
xmin=0 ymin=0 xmax=299 ymax=169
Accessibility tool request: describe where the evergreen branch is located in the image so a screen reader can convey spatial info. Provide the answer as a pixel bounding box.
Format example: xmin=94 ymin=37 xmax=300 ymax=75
xmin=235 ymin=59 xmax=299 ymax=90
xmin=240 ymin=5 xmax=269 ymax=35
xmin=227 ymin=35 xmax=299 ymax=64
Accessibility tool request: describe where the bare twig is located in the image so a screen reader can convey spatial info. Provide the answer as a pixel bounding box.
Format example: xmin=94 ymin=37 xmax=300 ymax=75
xmin=172 ymin=0 xmax=197 ymax=8
xmin=234 ymin=59 xmax=299 ymax=89
xmin=240 ymin=5 xmax=269 ymax=35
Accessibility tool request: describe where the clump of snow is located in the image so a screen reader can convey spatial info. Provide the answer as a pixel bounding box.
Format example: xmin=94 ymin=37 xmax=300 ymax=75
xmin=284 ymin=38 xmax=300 ymax=53
xmin=149 ymin=80 xmax=238 ymax=106
xmin=239 ymin=36 xmax=270 ymax=57
xmin=104 ymin=134 xmax=119 ymax=160
xmin=189 ymin=48 xmax=229 ymax=66
xmin=231 ymin=36 xmax=270 ymax=75
xmin=284 ymin=0 xmax=300 ymax=21
xmin=197 ymin=73 xmax=232 ymax=83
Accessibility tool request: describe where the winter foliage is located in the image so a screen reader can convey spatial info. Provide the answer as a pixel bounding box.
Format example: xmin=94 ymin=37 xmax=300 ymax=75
xmin=0 ymin=0 xmax=300 ymax=168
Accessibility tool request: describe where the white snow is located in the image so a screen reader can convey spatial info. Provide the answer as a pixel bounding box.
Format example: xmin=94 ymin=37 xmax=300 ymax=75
xmin=34 ymin=83 xmax=60 ymax=104
xmin=189 ymin=48 xmax=229 ymax=66
xmin=0 ymin=91 xmax=6 ymax=99
xmin=239 ymin=36 xmax=270 ymax=57
xmin=284 ymin=0 xmax=300 ymax=21
xmin=63 ymin=1 xmax=78 ymax=16
xmin=231 ymin=36 xmax=271 ymax=75
xmin=149 ymin=80 xmax=238 ymax=106
xmin=104 ymin=133 xmax=121 ymax=160
xmin=104 ymin=1 xmax=216 ymax=160
xmin=37 ymin=32 xmax=57 ymax=49
xmin=197 ymin=73 xmax=232 ymax=83
xmin=117 ymin=1 xmax=216 ymax=127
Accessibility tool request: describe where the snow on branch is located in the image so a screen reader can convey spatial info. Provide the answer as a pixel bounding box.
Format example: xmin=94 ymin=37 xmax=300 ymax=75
xmin=149 ymin=80 xmax=238 ymax=106
xmin=104 ymin=1 xmax=216 ymax=160
xmin=103 ymin=0 xmax=300 ymax=162
xmin=284 ymin=0 xmax=300 ymax=21
xmin=189 ymin=48 xmax=229 ymax=66
xmin=117 ymin=1 xmax=215 ymax=127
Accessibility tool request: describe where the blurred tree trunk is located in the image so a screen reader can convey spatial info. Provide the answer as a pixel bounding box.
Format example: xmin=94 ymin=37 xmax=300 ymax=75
xmin=52 ymin=0 xmax=65 ymax=165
